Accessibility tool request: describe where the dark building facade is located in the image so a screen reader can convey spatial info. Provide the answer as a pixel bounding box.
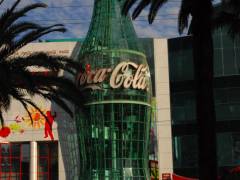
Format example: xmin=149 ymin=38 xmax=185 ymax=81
xmin=169 ymin=28 xmax=240 ymax=178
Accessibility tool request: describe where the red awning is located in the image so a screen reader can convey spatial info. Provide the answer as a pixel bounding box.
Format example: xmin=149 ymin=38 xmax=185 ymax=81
xmin=172 ymin=174 xmax=198 ymax=180
xmin=230 ymin=166 xmax=240 ymax=173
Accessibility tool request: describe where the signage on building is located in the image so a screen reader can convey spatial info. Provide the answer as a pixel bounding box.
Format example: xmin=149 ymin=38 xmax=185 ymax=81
xmin=76 ymin=61 xmax=150 ymax=91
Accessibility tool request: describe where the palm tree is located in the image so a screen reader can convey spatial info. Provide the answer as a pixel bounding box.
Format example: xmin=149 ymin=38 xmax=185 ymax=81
xmin=213 ymin=0 xmax=240 ymax=38
xmin=0 ymin=0 xmax=84 ymax=126
xmin=122 ymin=1 xmax=217 ymax=180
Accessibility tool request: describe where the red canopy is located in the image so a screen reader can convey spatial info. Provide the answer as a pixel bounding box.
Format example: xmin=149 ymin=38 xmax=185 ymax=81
xmin=230 ymin=166 xmax=240 ymax=173
xmin=172 ymin=174 xmax=198 ymax=180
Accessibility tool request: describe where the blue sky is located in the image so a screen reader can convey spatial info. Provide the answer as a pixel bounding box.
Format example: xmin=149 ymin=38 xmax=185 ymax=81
xmin=1 ymin=0 xmax=219 ymax=40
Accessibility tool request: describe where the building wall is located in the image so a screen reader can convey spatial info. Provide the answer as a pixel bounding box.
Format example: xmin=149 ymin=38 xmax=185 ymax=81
xmin=154 ymin=39 xmax=173 ymax=180
xmin=168 ymin=36 xmax=198 ymax=178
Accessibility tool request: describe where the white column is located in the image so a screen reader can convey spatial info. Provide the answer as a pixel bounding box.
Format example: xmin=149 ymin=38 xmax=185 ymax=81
xmin=58 ymin=142 xmax=66 ymax=180
xmin=30 ymin=141 xmax=38 ymax=180
xmin=154 ymin=39 xmax=173 ymax=180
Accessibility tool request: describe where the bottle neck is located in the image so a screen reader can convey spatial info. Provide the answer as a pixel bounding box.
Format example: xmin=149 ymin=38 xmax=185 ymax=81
xmin=80 ymin=0 xmax=142 ymax=55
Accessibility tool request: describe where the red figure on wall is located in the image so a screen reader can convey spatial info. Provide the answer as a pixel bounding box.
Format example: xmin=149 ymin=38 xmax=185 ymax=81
xmin=44 ymin=111 xmax=56 ymax=140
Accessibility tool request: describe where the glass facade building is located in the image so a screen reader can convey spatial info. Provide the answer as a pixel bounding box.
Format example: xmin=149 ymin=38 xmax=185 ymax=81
xmin=169 ymin=28 xmax=240 ymax=178
xmin=76 ymin=1 xmax=152 ymax=179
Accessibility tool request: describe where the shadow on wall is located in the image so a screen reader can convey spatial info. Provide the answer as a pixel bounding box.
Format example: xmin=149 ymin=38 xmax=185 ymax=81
xmin=51 ymin=42 xmax=82 ymax=180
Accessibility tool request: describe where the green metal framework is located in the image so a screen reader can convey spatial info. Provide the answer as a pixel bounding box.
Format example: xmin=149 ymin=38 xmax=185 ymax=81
xmin=76 ymin=0 xmax=152 ymax=179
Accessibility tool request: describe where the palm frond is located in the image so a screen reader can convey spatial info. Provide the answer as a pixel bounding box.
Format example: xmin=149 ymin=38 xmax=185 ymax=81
xmin=42 ymin=93 xmax=74 ymax=117
xmin=40 ymin=84 xmax=83 ymax=108
xmin=0 ymin=22 xmax=41 ymax=44
xmin=0 ymin=93 xmax=11 ymax=112
xmin=9 ymin=52 xmax=79 ymax=75
xmin=218 ymin=0 xmax=240 ymax=36
xmin=24 ymin=98 xmax=48 ymax=120
xmin=178 ymin=0 xmax=192 ymax=34
xmin=1 ymin=95 xmax=11 ymax=111
xmin=0 ymin=25 xmax=66 ymax=59
xmin=0 ymin=111 xmax=4 ymax=127
xmin=10 ymin=83 xmax=75 ymax=119
xmin=149 ymin=0 xmax=168 ymax=24
xmin=122 ymin=0 xmax=137 ymax=15
xmin=0 ymin=1 xmax=84 ymax=126
xmin=0 ymin=65 xmax=12 ymax=111
xmin=13 ymin=72 xmax=85 ymax=110
xmin=28 ymin=84 xmax=82 ymax=118
xmin=123 ymin=0 xmax=168 ymax=23
xmin=11 ymin=91 xmax=50 ymax=126
xmin=9 ymin=89 xmax=34 ymax=123
xmin=0 ymin=0 xmax=20 ymax=26
xmin=222 ymin=0 xmax=240 ymax=13
xmin=0 ymin=0 xmax=5 ymax=6
xmin=213 ymin=12 xmax=234 ymax=29
xmin=14 ymin=25 xmax=66 ymax=49
xmin=0 ymin=2 xmax=47 ymax=33
xmin=9 ymin=0 xmax=21 ymax=12
xmin=132 ymin=0 xmax=150 ymax=20
xmin=22 ymin=103 xmax=33 ymax=123
xmin=32 ymin=75 xmax=80 ymax=96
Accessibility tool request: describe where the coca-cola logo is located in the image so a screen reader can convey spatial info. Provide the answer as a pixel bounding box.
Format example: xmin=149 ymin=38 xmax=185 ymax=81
xmin=76 ymin=61 xmax=150 ymax=91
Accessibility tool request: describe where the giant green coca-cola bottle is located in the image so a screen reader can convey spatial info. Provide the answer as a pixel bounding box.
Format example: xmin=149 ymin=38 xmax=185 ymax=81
xmin=76 ymin=0 xmax=152 ymax=179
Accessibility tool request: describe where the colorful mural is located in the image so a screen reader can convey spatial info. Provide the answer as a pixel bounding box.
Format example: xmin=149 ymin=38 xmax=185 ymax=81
xmin=0 ymin=108 xmax=56 ymax=140
xmin=9 ymin=122 xmax=24 ymax=133
xmin=22 ymin=107 xmax=46 ymax=129
xmin=0 ymin=127 xmax=11 ymax=138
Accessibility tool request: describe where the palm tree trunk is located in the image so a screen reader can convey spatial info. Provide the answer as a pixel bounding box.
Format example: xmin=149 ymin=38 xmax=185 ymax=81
xmin=191 ymin=1 xmax=217 ymax=180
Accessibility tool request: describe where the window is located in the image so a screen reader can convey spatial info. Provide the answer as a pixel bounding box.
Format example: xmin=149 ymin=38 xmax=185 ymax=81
xmin=37 ymin=142 xmax=58 ymax=180
xmin=173 ymin=135 xmax=198 ymax=168
xmin=0 ymin=143 xmax=30 ymax=180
